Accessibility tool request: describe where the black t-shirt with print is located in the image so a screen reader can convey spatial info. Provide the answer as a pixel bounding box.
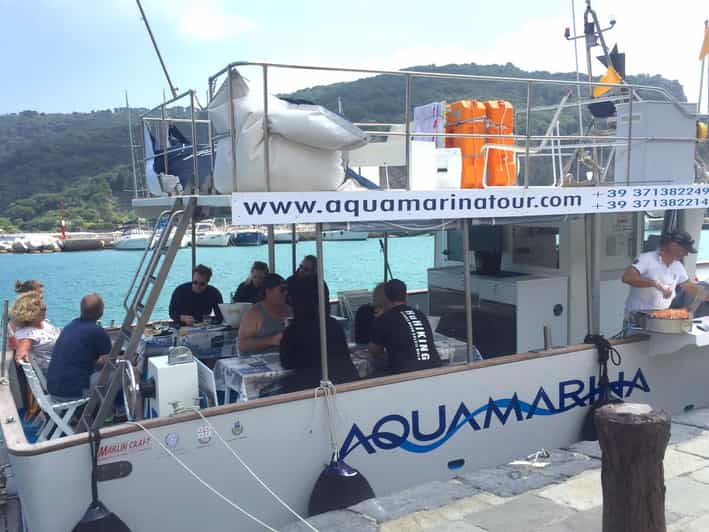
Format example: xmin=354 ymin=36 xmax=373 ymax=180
xmin=370 ymin=304 xmax=441 ymax=374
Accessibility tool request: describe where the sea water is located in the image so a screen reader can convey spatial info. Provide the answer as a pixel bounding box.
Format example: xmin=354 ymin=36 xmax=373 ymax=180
xmin=0 ymin=236 xmax=434 ymax=330
xmin=3 ymin=231 xmax=709 ymax=336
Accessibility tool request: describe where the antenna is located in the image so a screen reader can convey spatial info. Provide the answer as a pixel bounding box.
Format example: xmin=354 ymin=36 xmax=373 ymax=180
xmin=125 ymin=91 xmax=139 ymax=199
xmin=564 ymin=0 xmax=616 ymax=95
xmin=135 ymin=0 xmax=178 ymax=99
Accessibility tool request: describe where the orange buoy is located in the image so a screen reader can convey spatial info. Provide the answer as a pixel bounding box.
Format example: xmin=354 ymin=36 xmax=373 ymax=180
xmin=484 ymin=100 xmax=516 ymax=186
xmin=445 ymin=100 xmax=486 ymax=188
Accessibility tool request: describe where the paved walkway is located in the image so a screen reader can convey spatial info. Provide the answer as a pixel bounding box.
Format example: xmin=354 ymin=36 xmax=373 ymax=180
xmin=283 ymin=408 xmax=709 ymax=532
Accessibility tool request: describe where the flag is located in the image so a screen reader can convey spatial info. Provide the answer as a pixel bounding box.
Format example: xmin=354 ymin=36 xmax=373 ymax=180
xmin=593 ymin=66 xmax=622 ymax=98
xmin=700 ymin=22 xmax=709 ymax=60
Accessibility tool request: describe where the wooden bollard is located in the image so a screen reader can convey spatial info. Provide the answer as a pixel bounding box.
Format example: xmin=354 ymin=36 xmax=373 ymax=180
xmin=596 ymin=403 xmax=671 ymax=532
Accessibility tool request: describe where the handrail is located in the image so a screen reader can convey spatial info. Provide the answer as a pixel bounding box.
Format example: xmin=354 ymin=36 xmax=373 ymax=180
xmin=358 ymin=130 xmax=698 ymax=143
xmin=129 ymin=58 xmax=704 ymax=198
xmin=139 ymin=89 xmax=196 ymax=119
xmin=143 ymin=117 xmax=211 ymax=125
xmin=122 ymin=209 xmax=171 ymax=311
xmin=208 ymin=60 xmax=688 ymax=115
xmin=127 ymin=207 xmax=185 ymax=314
xmin=207 ymin=61 xmax=665 ymax=96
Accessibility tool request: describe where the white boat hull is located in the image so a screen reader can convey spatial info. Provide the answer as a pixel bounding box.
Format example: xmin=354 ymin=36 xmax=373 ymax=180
xmin=322 ymin=230 xmax=368 ymax=241
xmin=5 ymin=336 xmax=709 ymax=531
xmin=273 ymin=231 xmax=299 ymax=243
xmin=114 ymin=236 xmax=152 ymax=250
xmin=168 ymin=234 xmax=190 ymax=248
xmin=196 ymin=232 xmax=231 ymax=247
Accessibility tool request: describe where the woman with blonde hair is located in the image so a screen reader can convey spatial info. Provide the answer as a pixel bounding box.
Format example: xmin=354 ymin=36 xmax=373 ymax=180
xmin=11 ymin=291 xmax=59 ymax=376
xmin=8 ymin=279 xmax=44 ymax=349
xmin=15 ymin=279 xmax=43 ymax=295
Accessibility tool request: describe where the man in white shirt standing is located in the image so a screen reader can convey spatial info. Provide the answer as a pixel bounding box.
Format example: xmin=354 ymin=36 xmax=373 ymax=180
xmin=622 ymin=230 xmax=701 ymax=314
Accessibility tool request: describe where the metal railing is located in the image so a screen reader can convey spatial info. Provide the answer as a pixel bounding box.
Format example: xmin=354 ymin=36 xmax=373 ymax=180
xmin=136 ymin=59 xmax=705 ymax=197
xmin=138 ymin=89 xmax=208 ymax=195
xmin=204 ymin=60 xmax=703 ymax=192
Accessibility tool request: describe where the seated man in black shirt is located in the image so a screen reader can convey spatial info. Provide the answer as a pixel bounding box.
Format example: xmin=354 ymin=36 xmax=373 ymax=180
xmin=169 ymin=264 xmax=224 ymax=325
xmin=233 ymin=261 xmax=269 ymax=304
xmin=369 ymin=279 xmax=441 ymax=374
xmin=287 ymin=255 xmax=329 ymax=309
xmin=280 ymin=281 xmax=358 ymax=392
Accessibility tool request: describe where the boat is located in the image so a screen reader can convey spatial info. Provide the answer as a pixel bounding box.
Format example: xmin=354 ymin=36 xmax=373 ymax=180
xmin=321 ymin=229 xmax=368 ymax=241
xmin=115 ymin=225 xmax=188 ymax=250
xmin=194 ymin=220 xmax=231 ymax=247
xmin=165 ymin=231 xmax=190 ymax=249
xmin=113 ymin=227 xmax=153 ymax=250
xmin=232 ymin=229 xmax=266 ymax=246
xmin=273 ymin=228 xmax=300 ymax=243
xmin=3 ymin=6 xmax=709 ymax=531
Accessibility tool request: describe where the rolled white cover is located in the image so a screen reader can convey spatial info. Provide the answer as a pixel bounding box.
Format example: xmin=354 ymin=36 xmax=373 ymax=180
xmin=208 ymin=70 xmax=368 ymax=193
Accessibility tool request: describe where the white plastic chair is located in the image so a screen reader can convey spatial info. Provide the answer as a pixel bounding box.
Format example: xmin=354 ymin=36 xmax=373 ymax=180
xmin=338 ymin=290 xmax=373 ymax=322
xmin=18 ymin=362 xmax=89 ymax=441
xmin=195 ymin=358 xmax=219 ymax=406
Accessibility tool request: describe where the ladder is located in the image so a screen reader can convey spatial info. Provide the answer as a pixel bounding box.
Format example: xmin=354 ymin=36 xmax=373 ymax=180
xmin=78 ymin=197 xmax=196 ymax=432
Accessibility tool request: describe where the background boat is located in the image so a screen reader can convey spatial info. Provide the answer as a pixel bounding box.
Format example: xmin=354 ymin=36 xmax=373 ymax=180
xmin=322 ymin=229 xmax=368 ymax=241
xmin=273 ymin=228 xmax=300 ymax=243
xmin=113 ymin=228 xmax=152 ymax=250
xmin=232 ymin=229 xmax=266 ymax=246
xmin=194 ymin=220 xmax=230 ymax=247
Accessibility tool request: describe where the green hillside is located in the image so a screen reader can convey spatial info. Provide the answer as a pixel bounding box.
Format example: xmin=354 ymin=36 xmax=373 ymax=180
xmin=0 ymin=62 xmax=687 ymax=231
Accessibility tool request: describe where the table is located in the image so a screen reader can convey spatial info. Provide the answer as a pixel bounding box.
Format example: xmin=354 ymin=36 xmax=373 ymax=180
xmin=349 ymin=332 xmax=481 ymax=376
xmin=136 ymin=325 xmax=239 ymax=370
xmin=213 ymin=332 xmax=481 ymax=403
xmin=214 ymin=352 xmax=291 ymax=402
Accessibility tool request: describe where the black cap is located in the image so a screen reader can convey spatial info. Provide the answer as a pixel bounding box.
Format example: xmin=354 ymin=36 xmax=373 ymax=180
xmin=665 ymin=230 xmax=697 ymax=254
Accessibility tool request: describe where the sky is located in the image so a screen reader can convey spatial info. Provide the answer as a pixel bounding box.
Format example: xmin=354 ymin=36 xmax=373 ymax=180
xmin=0 ymin=0 xmax=707 ymax=114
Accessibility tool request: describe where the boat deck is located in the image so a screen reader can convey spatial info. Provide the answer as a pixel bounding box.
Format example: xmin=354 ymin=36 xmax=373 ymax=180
xmin=282 ymin=407 xmax=709 ymax=532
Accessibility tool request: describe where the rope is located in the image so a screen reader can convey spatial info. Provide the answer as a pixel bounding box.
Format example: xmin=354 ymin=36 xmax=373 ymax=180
xmin=584 ymin=334 xmax=622 ymax=402
xmin=89 ymin=430 xmax=100 ymax=504
xmin=188 ymin=408 xmax=319 ymax=532
xmin=319 ymin=381 xmax=342 ymax=461
xmin=131 ymin=421 xmax=278 ymax=531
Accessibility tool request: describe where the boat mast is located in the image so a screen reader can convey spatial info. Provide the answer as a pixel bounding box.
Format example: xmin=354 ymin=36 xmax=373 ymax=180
xmin=135 ymin=0 xmax=178 ymax=99
xmin=700 ymin=20 xmax=708 ymax=114
xmin=126 ymin=91 xmax=139 ymax=199
xmin=569 ymin=0 xmax=617 ymax=335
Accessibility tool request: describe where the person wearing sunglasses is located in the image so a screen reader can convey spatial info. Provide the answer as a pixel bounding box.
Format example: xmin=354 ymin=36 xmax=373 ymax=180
xmin=286 ymin=255 xmax=329 ymax=310
xmin=169 ymin=264 xmax=224 ymax=326
xmin=238 ymin=274 xmax=289 ymax=355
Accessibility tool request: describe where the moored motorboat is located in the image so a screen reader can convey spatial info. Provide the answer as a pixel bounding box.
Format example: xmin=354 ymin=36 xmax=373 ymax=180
xmin=273 ymin=228 xmax=300 ymax=243
xmin=232 ymin=229 xmax=266 ymax=246
xmin=194 ymin=220 xmax=231 ymax=247
xmin=322 ymin=229 xmax=368 ymax=241
xmin=113 ymin=228 xmax=152 ymax=250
